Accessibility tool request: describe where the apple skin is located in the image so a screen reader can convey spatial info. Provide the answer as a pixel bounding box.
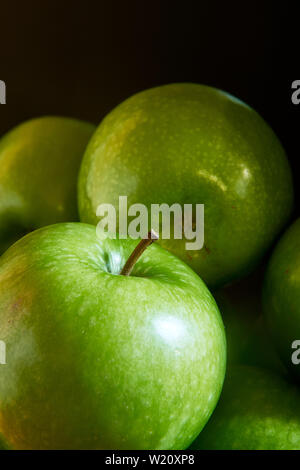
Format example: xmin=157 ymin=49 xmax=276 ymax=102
xmin=0 ymin=434 xmax=10 ymax=450
xmin=0 ymin=117 xmax=95 ymax=255
xmin=0 ymin=223 xmax=226 ymax=450
xmin=263 ymin=218 xmax=300 ymax=380
xmin=78 ymin=83 xmax=293 ymax=288
xmin=190 ymin=365 xmax=300 ymax=450
xmin=214 ymin=270 xmax=286 ymax=375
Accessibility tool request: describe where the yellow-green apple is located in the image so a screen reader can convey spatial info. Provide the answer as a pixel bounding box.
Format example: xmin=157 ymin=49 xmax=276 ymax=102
xmin=78 ymin=83 xmax=293 ymax=288
xmin=0 ymin=116 xmax=95 ymax=255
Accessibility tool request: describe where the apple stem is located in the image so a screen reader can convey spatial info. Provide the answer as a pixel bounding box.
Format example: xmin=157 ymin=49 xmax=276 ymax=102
xmin=120 ymin=230 xmax=159 ymax=276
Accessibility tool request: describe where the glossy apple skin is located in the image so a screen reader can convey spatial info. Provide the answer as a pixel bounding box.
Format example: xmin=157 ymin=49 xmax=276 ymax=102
xmin=0 ymin=117 xmax=95 ymax=255
xmin=0 ymin=223 xmax=226 ymax=450
xmin=190 ymin=365 xmax=300 ymax=450
xmin=78 ymin=83 xmax=293 ymax=288
xmin=263 ymin=218 xmax=300 ymax=380
xmin=214 ymin=270 xmax=286 ymax=375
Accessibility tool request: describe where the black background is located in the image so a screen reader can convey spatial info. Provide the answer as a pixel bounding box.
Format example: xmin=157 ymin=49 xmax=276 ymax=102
xmin=0 ymin=0 xmax=299 ymax=207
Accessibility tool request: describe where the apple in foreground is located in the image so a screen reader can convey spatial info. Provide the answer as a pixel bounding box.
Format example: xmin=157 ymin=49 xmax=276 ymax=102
xmin=0 ymin=223 xmax=226 ymax=449
xmin=190 ymin=365 xmax=300 ymax=450
xmin=263 ymin=218 xmax=300 ymax=379
xmin=0 ymin=116 xmax=95 ymax=255
xmin=78 ymin=83 xmax=293 ymax=288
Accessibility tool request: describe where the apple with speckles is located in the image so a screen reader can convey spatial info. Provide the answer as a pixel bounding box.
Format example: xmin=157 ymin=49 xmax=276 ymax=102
xmin=78 ymin=83 xmax=293 ymax=288
xmin=0 ymin=223 xmax=226 ymax=449
xmin=0 ymin=116 xmax=95 ymax=255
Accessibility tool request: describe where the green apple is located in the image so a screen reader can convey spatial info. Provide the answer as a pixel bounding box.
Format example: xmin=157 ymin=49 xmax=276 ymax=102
xmin=263 ymin=218 xmax=300 ymax=380
xmin=214 ymin=270 xmax=286 ymax=375
xmin=0 ymin=116 xmax=95 ymax=255
xmin=0 ymin=223 xmax=226 ymax=449
xmin=190 ymin=365 xmax=300 ymax=450
xmin=78 ymin=83 xmax=293 ymax=288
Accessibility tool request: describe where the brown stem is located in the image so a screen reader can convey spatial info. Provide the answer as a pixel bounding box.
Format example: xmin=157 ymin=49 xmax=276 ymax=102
xmin=120 ymin=230 xmax=159 ymax=276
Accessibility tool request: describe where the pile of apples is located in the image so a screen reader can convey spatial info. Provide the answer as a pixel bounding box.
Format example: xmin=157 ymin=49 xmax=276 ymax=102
xmin=0 ymin=83 xmax=299 ymax=450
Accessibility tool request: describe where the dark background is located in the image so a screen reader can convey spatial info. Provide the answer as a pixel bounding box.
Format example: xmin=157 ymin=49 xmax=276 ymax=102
xmin=0 ymin=0 xmax=299 ymax=206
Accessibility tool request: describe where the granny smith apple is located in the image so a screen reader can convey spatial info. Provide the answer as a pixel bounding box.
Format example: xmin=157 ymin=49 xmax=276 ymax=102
xmin=190 ymin=365 xmax=300 ymax=450
xmin=214 ymin=270 xmax=286 ymax=375
xmin=0 ymin=116 xmax=95 ymax=255
xmin=0 ymin=223 xmax=226 ymax=449
xmin=263 ymin=218 xmax=300 ymax=380
xmin=78 ymin=83 xmax=293 ymax=288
